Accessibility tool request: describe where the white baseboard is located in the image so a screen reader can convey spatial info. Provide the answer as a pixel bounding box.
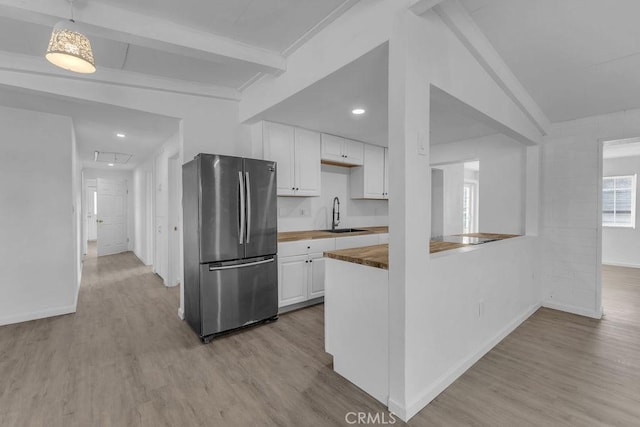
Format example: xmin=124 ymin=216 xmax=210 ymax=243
xmin=542 ymin=300 xmax=603 ymax=319
xmin=388 ymin=398 xmax=407 ymax=422
xmin=0 ymin=304 xmax=77 ymax=327
xmin=602 ymin=261 xmax=640 ymax=269
xmin=178 ymin=307 xmax=184 ymax=320
xmin=396 ymin=302 xmax=541 ymax=422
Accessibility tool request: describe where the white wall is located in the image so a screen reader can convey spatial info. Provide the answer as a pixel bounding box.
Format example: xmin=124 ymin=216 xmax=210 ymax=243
xmin=133 ymin=164 xmax=152 ymax=265
xmin=431 ymin=134 xmax=527 ymax=235
xmin=602 ymin=155 xmax=640 ymax=267
xmin=82 ymin=168 xmax=135 ymax=253
xmin=0 ymin=105 xmax=78 ymax=325
xmin=539 ymin=108 xmax=640 ymax=318
xmin=277 ymin=164 xmax=388 ymax=231
xmin=151 ymin=131 xmax=181 ymax=286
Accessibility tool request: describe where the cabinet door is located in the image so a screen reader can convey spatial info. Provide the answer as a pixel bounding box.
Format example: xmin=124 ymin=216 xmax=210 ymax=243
xmin=263 ymin=122 xmax=295 ymax=196
xmin=383 ymin=148 xmax=389 ymax=199
xmin=278 ymin=255 xmax=308 ymax=307
xmin=321 ymin=134 xmax=345 ymax=163
xmin=363 ymin=145 xmax=385 ymax=199
xmin=308 ymin=253 xmax=325 ymax=299
xmin=343 ymin=139 xmax=364 ymax=166
xmin=294 ymin=128 xmax=321 ymax=196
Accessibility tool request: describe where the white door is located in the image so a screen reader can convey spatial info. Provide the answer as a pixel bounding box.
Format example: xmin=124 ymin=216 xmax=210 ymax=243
xmin=364 ymin=145 xmax=385 ymax=199
xmin=264 ymin=121 xmax=295 ymax=196
xmin=86 ymin=186 xmax=98 ymax=240
xmin=97 ymin=178 xmax=128 ymax=256
xmin=278 ymin=255 xmax=308 ymax=307
xmin=294 ymin=128 xmax=321 ymax=196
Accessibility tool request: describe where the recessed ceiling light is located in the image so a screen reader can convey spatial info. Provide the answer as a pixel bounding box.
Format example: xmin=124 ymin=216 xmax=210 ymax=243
xmin=108 ymin=163 xmax=114 ymax=167
xmin=352 ymin=108 xmax=366 ymax=115
xmin=116 ymin=133 xmax=126 ymax=138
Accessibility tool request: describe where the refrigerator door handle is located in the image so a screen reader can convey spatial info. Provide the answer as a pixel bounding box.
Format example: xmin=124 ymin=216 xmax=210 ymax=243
xmin=245 ymin=171 xmax=251 ymax=243
xmin=209 ymin=258 xmax=274 ymax=271
xmin=238 ymin=171 xmax=245 ymax=245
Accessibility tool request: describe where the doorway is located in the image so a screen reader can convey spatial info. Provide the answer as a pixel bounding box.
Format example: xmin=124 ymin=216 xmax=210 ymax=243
xmin=600 ymin=137 xmax=640 ymax=315
xmin=96 ymin=178 xmax=129 ymax=257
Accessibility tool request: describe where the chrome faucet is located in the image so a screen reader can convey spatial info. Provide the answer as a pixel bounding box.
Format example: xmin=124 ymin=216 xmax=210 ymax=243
xmin=332 ymin=197 xmax=341 ymax=231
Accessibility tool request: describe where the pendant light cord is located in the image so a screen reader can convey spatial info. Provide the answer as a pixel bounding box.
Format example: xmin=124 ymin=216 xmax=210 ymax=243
xmin=69 ymin=0 xmax=75 ymax=22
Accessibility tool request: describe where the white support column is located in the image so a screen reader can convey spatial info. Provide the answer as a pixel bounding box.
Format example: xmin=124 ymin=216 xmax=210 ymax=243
xmin=387 ymin=8 xmax=432 ymax=421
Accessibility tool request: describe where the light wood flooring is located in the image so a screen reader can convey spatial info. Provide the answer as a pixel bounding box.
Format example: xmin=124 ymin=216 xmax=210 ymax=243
xmin=1 ymin=249 xmax=639 ymax=426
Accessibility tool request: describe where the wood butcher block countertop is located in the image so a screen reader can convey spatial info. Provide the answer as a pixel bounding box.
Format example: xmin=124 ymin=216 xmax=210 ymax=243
xmin=324 ymin=233 xmax=520 ymax=270
xmin=278 ymin=226 xmax=389 ymax=243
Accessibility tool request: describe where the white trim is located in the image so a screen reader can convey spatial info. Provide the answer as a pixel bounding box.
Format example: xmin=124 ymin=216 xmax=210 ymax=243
xmin=0 ymin=304 xmax=77 ymax=327
xmin=542 ymin=300 xmax=603 ymax=320
xmin=178 ymin=308 xmax=184 ymax=320
xmin=602 ymin=262 xmax=640 ymax=269
xmin=0 ymin=51 xmax=241 ymax=101
xmin=396 ymin=302 xmax=541 ymax=422
xmin=281 ymin=0 xmax=361 ymax=57
xmin=387 ymin=398 xmax=407 ymax=422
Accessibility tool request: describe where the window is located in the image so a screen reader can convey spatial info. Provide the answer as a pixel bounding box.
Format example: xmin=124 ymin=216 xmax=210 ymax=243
xmin=603 ymin=175 xmax=636 ymax=228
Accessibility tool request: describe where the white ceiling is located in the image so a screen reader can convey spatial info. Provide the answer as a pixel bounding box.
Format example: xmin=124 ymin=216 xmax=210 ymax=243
xmin=101 ymin=0 xmax=350 ymax=53
xmin=258 ymin=43 xmax=500 ymax=147
xmin=0 ymin=84 xmax=179 ymax=170
xmin=460 ymin=0 xmax=640 ymax=122
xmin=603 ymin=138 xmax=640 ymax=159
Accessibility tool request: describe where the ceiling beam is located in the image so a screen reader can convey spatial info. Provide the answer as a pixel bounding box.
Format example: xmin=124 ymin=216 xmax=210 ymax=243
xmin=0 ymin=0 xmax=286 ymax=75
xmin=433 ymin=0 xmax=551 ymax=135
xmin=409 ymin=0 xmax=446 ymax=16
xmin=0 ymin=51 xmax=241 ymax=101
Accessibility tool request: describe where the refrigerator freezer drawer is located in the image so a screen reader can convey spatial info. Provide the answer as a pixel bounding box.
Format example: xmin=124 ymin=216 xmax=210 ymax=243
xmin=200 ymin=256 xmax=278 ymax=337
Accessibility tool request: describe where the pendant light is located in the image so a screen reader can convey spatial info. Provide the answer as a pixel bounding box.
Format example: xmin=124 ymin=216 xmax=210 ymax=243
xmin=45 ymin=0 xmax=96 ymax=74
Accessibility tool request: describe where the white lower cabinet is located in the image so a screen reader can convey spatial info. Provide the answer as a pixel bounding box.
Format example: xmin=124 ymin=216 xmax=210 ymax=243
xmin=308 ymin=252 xmax=326 ymax=299
xmin=277 ymin=234 xmax=387 ymax=310
xmin=278 ymin=255 xmax=308 ymax=307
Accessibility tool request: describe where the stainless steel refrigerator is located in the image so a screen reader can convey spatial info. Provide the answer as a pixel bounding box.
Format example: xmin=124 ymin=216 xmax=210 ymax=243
xmin=182 ymin=154 xmax=278 ymax=342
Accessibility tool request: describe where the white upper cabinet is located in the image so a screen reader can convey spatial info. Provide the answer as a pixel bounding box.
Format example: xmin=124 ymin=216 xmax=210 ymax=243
xmin=263 ymin=121 xmax=320 ymax=197
xmin=263 ymin=121 xmax=295 ymax=196
xmin=294 ymin=128 xmax=321 ymax=196
xmin=350 ymin=144 xmax=387 ymax=200
xmin=320 ymin=134 xmax=344 ymax=163
xmin=321 ymin=134 xmax=364 ymax=166
xmin=343 ymin=139 xmax=364 ymax=165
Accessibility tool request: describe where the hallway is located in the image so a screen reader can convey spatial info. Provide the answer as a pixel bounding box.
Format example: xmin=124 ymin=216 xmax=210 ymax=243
xmin=0 ymin=250 xmax=639 ymax=426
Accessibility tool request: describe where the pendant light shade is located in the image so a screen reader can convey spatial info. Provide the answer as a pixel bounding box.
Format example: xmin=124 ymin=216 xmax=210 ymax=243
xmin=45 ymin=19 xmax=96 ymax=74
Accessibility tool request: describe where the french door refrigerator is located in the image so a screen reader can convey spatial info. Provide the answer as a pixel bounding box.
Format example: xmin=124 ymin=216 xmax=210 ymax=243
xmin=183 ymin=154 xmax=278 ymax=342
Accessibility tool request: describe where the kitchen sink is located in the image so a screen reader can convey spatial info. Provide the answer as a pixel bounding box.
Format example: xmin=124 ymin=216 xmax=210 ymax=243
xmin=323 ymin=228 xmax=367 ymax=234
